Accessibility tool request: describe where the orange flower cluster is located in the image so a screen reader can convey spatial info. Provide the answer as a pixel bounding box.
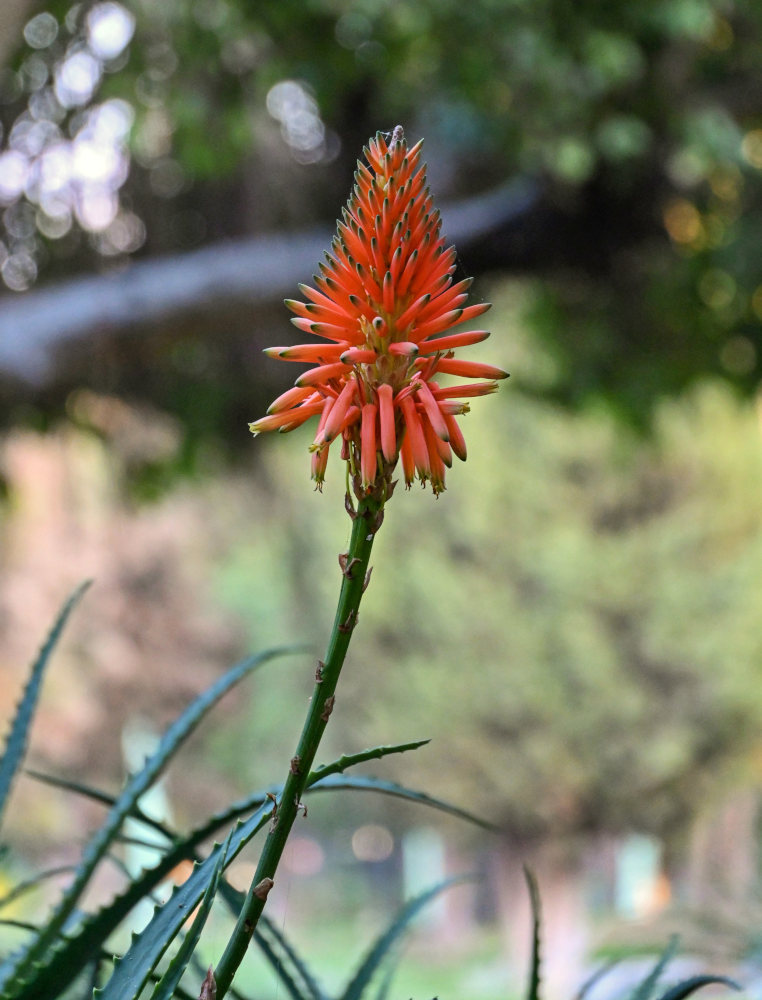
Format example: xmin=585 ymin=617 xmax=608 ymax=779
xmin=250 ymin=128 xmax=507 ymax=496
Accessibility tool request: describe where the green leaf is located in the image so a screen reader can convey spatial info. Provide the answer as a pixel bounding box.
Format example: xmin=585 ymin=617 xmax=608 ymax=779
xmin=0 ymin=582 xmax=90 ymax=832
xmin=630 ymin=938 xmax=680 ymax=1000
xmin=305 ymin=773 xmax=497 ymax=830
xmin=148 ymin=830 xmax=232 ymax=1000
xmin=95 ymin=805 xmax=271 ymax=1000
xmin=656 ymin=976 xmax=741 ymax=1000
xmin=2 ymin=779 xmax=281 ymax=1000
xmin=339 ymin=876 xmax=472 ymax=1000
xmin=7 ymin=757 xmax=482 ymax=999
xmin=0 ymin=931 xmax=201 ymax=1000
xmin=0 ymin=646 xmax=295 ymax=999
xmin=524 ymin=867 xmax=542 ymax=1000
xmin=307 ymin=739 xmax=430 ymax=784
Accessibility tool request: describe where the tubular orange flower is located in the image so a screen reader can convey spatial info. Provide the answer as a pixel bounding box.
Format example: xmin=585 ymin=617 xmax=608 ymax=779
xmin=249 ymin=126 xmax=508 ymax=497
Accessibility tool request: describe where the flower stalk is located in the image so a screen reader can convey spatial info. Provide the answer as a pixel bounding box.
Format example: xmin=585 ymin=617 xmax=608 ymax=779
xmin=213 ymin=495 xmax=383 ymax=997
xmin=214 ymin=126 xmax=507 ymax=997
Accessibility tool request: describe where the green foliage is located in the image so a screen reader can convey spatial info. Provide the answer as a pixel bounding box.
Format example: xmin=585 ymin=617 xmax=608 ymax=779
xmin=0 ymin=594 xmax=492 ymax=998
xmin=94 ymin=826 xmax=243 ymax=1000
xmin=146 ymin=830 xmax=231 ymax=1000
xmin=0 ymin=582 xmax=90 ymax=832
xmin=0 ymin=643 xmax=294 ymax=998
xmin=631 ymin=938 xmax=680 ymax=1000
xmin=307 ymin=739 xmax=430 ymax=783
xmin=338 ymin=876 xmax=471 ymax=1000
xmin=215 ymin=317 xmax=762 ymax=844
xmin=655 ymin=975 xmax=741 ymax=1000
xmin=4 ymin=0 xmax=762 ymax=417
xmin=305 ymin=774 xmax=496 ymax=831
xmin=0 ymin=577 xmax=745 ymax=999
xmin=366 ymin=383 xmax=762 ymax=837
xmin=612 ymin=933 xmax=741 ymax=1000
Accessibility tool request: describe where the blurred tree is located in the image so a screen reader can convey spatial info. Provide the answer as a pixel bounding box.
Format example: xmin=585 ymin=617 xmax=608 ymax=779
xmin=209 ymin=287 xmax=762 ymax=850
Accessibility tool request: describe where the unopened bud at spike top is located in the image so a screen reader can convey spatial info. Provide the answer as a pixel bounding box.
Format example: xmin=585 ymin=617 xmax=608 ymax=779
xmin=249 ymin=127 xmax=507 ymax=498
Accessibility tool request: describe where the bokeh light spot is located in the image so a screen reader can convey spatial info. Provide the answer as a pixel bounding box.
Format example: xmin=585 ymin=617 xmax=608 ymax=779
xmin=720 ymin=336 xmax=756 ymax=375
xmin=663 ymin=199 xmax=702 ymax=244
xmin=266 ymin=79 xmax=336 ymax=164
xmin=741 ymin=129 xmax=762 ymax=169
xmin=351 ymin=824 xmax=394 ymax=862
xmin=282 ymin=835 xmax=325 ymax=877
xmin=55 ymin=48 xmax=102 ymax=108
xmin=24 ymin=13 xmax=59 ymax=51
xmin=334 ymin=12 xmax=373 ymax=50
xmin=698 ymin=268 xmax=736 ymax=310
xmin=2 ymin=250 xmax=37 ymax=291
xmin=87 ymin=3 xmax=136 ymax=61
xmin=0 ymin=151 xmax=29 ymax=204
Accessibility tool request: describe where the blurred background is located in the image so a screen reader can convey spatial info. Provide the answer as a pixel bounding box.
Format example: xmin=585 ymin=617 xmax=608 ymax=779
xmin=2 ymin=0 xmax=762 ymax=997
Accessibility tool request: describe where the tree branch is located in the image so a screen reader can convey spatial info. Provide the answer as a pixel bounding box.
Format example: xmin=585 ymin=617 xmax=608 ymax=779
xmin=0 ymin=0 xmax=36 ymax=70
xmin=0 ymin=179 xmax=537 ymax=386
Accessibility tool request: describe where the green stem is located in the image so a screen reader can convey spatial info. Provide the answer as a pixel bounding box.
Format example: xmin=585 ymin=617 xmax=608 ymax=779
xmin=214 ymin=496 xmax=382 ymax=997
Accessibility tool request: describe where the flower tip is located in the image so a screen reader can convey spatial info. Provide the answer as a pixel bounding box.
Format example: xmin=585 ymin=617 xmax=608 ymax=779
xmin=388 ymin=341 xmax=419 ymax=357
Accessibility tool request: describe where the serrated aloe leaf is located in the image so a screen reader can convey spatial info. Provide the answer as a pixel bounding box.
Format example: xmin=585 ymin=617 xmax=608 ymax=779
xmin=0 ymin=935 xmax=199 ymax=1000
xmin=524 ymin=867 xmax=542 ymax=1000
xmin=2 ymin=782 xmax=281 ymax=1000
xmin=0 ymin=646 xmax=294 ymax=998
xmin=340 ymin=876 xmax=472 ymax=1000
xmin=0 ymin=582 xmax=90 ymax=832
xmin=216 ymin=879 xmax=325 ymax=1000
xmin=656 ymin=975 xmax=740 ymax=1000
xmin=83 ymin=956 xmax=102 ymax=999
xmin=630 ymin=938 xmax=680 ymax=1000
xmin=305 ymin=773 xmax=496 ymax=830
xmin=307 ymin=739 xmax=430 ymax=783
xmin=148 ymin=830 xmax=232 ymax=1000
xmin=7 ymin=761 xmax=481 ymax=999
xmin=95 ymin=806 xmax=271 ymax=1000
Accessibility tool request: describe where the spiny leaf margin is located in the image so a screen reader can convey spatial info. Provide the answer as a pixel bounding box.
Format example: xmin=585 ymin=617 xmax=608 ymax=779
xmin=0 ymin=645 xmax=295 ymax=999
xmin=0 ymin=582 xmax=90 ymax=831
xmin=147 ymin=830 xmax=233 ymax=1000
